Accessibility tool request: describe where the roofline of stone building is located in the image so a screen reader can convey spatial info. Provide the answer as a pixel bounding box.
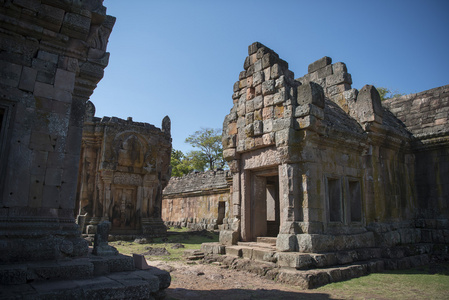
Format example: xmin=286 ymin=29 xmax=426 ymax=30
xmin=163 ymin=169 xmax=232 ymax=195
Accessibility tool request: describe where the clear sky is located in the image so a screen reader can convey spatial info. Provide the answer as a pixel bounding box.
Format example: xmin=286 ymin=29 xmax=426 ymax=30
xmin=92 ymin=0 xmax=449 ymax=154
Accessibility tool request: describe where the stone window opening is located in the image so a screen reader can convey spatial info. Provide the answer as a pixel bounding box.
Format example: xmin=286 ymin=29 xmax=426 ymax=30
xmin=327 ymin=177 xmax=343 ymax=223
xmin=347 ymin=179 xmax=362 ymax=223
xmin=217 ymin=201 xmax=225 ymax=225
xmin=0 ymin=102 xmax=14 ymax=198
xmin=326 ymin=176 xmax=363 ymax=225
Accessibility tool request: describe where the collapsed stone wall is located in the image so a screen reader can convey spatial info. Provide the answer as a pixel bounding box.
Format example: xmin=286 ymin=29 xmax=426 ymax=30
xmin=162 ymin=170 xmax=232 ymax=230
xmin=76 ymin=103 xmax=172 ymax=237
xmin=0 ymin=0 xmax=114 ymax=262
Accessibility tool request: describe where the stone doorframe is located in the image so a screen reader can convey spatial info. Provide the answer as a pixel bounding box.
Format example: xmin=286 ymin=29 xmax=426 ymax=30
xmin=241 ymin=168 xmax=280 ymax=242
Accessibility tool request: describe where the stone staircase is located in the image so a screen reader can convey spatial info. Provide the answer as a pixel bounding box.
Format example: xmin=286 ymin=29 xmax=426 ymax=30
xmin=0 ymin=254 xmax=171 ymax=299
xmin=202 ymin=237 xmax=434 ymax=289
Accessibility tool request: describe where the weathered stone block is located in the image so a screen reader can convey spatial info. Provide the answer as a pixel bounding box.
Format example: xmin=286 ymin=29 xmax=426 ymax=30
xmin=263 ymin=119 xmax=273 ymax=133
xmin=308 ymin=56 xmax=332 ymax=73
xmin=255 ymin=83 xmax=262 ymax=96
xmin=273 ymin=90 xmax=287 ymax=105
xmin=276 ymin=234 xmax=298 ymax=252
xmin=18 ymin=66 xmax=37 ymax=91
xmin=326 ymin=72 xmax=352 ymax=86
xmin=254 ymin=59 xmax=262 ymax=72
xmin=253 ymin=71 xmax=264 ymax=86
xmin=245 ymin=99 xmax=254 ymax=113
xmin=37 ymin=4 xmax=65 ymax=32
xmin=316 ymin=64 xmax=333 ymax=78
xmin=355 ymin=84 xmax=383 ymax=124
xmin=246 ymin=87 xmax=255 ymax=100
xmin=253 ymin=120 xmax=263 ymax=136
xmin=271 ymin=63 xmax=283 ymax=79
xmin=332 ymin=61 xmax=347 ymax=74
xmin=297 ymin=82 xmax=324 ymax=108
xmin=61 ymin=12 xmax=91 ymax=39
xmin=54 ymin=68 xmax=75 ymax=91
xmin=219 ymin=230 xmax=238 ymax=245
xmin=0 ymin=61 xmax=22 ymax=87
xmin=295 ymin=104 xmax=324 ymax=119
xmin=254 ymin=109 xmax=262 ymax=121
xmin=263 ymin=94 xmax=274 ymax=107
xmin=262 ymin=80 xmax=275 ymax=95
xmin=253 ymin=95 xmax=263 ymax=110
xmin=248 ymin=42 xmax=263 ymax=55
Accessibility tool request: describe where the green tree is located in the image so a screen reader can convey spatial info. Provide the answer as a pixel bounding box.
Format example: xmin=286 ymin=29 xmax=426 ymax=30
xmin=377 ymin=87 xmax=404 ymax=101
xmin=185 ymin=128 xmax=225 ymax=171
xmin=170 ymin=149 xmax=194 ymax=177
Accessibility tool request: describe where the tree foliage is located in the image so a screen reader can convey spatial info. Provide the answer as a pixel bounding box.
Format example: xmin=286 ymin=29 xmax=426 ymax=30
xmin=377 ymin=87 xmax=404 ymax=101
xmin=185 ymin=128 xmax=225 ymax=171
xmin=170 ymin=149 xmax=194 ymax=177
xmin=170 ymin=128 xmax=226 ymax=177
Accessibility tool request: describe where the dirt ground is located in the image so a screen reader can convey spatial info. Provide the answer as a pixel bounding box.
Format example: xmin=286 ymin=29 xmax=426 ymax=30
xmin=148 ymin=260 xmax=336 ymax=300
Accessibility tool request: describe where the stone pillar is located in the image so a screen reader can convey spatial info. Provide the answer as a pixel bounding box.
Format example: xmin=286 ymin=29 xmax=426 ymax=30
xmin=92 ymin=221 xmax=118 ymax=256
xmin=0 ymin=0 xmax=115 ymax=262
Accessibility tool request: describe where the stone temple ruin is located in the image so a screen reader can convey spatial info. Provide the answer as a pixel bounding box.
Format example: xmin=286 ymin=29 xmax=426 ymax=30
xmin=162 ymin=169 xmax=232 ymax=230
xmin=0 ymin=1 xmax=170 ymax=297
xmin=76 ymin=101 xmax=171 ymax=238
xmin=0 ymin=0 xmax=448 ymax=293
xmin=198 ymin=42 xmax=449 ymax=287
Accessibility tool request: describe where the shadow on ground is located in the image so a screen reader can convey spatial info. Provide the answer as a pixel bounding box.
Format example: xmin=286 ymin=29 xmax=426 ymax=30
xmin=166 ymin=287 xmax=333 ymax=300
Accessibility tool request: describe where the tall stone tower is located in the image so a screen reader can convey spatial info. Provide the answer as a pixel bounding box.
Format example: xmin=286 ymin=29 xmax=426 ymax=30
xmin=0 ymin=0 xmax=115 ymax=262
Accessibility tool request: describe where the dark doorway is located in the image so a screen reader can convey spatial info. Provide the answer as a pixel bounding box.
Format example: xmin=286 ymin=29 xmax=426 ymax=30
xmin=266 ymin=176 xmax=280 ymax=237
xmin=250 ymin=169 xmax=280 ymax=240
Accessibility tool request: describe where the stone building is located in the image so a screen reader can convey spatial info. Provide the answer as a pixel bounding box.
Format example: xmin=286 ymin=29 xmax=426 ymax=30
xmin=0 ymin=0 xmax=115 ymax=264
xmin=217 ymin=42 xmax=448 ymax=254
xmin=76 ymin=102 xmax=172 ymax=237
xmin=162 ymin=170 xmax=232 ymax=230
xmin=0 ymin=1 xmax=170 ymax=296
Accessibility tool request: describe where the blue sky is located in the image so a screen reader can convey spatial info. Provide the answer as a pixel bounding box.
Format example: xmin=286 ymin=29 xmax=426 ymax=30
xmin=92 ymin=0 xmax=449 ymax=154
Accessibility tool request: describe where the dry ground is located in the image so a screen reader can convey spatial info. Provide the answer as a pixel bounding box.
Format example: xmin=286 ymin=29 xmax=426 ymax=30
xmin=149 ymin=260 xmax=334 ymax=300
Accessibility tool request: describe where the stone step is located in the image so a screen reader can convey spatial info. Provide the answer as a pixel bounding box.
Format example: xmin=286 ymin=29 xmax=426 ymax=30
xmin=276 ymin=260 xmax=385 ymax=289
xmin=225 ymin=245 xmax=384 ymax=269
xmin=238 ymin=241 xmax=276 ymax=250
xmin=0 ymin=254 xmax=136 ymax=285
xmin=276 ymin=247 xmax=383 ymax=270
xmin=256 ymin=237 xmax=277 ymax=245
xmin=0 ymin=267 xmax=171 ymax=299
xmin=183 ymin=249 xmax=205 ymax=260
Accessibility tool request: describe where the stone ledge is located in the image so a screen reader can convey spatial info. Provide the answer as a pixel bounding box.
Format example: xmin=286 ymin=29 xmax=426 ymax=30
xmin=0 ymin=267 xmax=170 ymax=300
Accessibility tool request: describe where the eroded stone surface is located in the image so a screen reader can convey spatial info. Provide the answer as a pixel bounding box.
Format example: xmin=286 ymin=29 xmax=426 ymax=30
xmin=76 ymin=108 xmax=171 ymax=237
xmin=0 ymin=0 xmax=114 ymax=263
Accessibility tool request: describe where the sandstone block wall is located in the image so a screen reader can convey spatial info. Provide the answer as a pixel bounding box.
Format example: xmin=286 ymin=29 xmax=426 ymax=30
xmin=383 ymin=85 xmax=449 ymax=219
xmin=0 ymin=0 xmax=114 ymax=262
xmin=76 ymin=103 xmax=171 ymax=237
xmin=220 ymin=42 xmax=448 ymax=253
xmin=162 ymin=170 xmax=232 ymax=230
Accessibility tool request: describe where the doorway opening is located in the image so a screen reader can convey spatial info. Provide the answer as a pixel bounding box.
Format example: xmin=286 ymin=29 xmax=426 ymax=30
xmin=250 ymin=169 xmax=280 ymax=240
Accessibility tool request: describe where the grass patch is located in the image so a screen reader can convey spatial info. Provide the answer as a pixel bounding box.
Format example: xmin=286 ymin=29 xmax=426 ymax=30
xmin=109 ymin=229 xmax=218 ymax=262
xmin=317 ymin=263 xmax=449 ymax=300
